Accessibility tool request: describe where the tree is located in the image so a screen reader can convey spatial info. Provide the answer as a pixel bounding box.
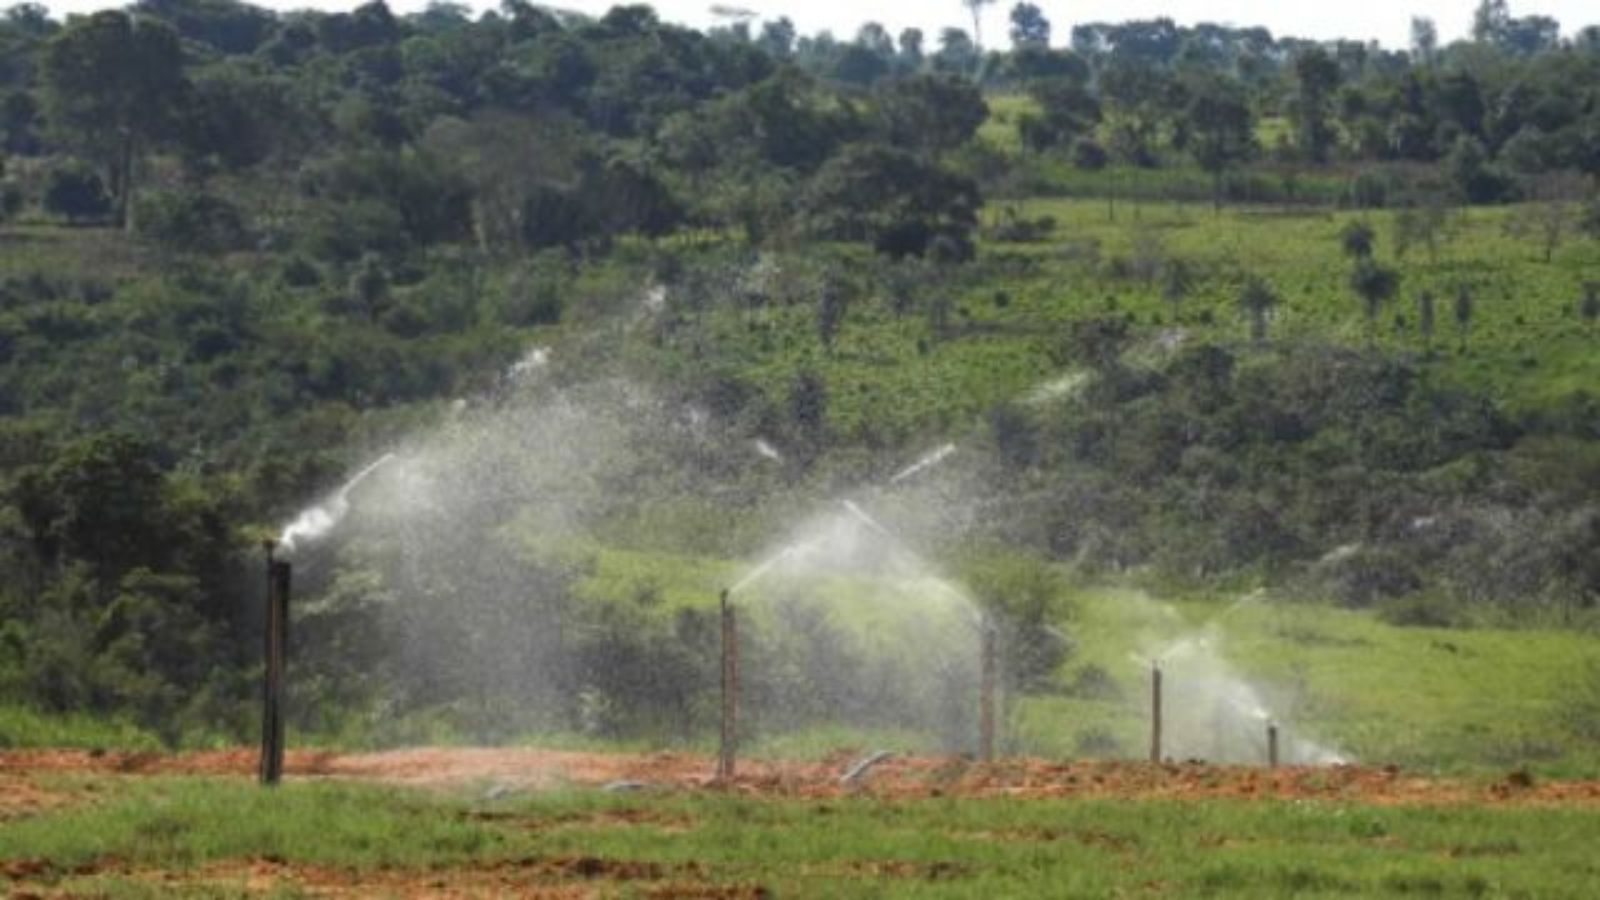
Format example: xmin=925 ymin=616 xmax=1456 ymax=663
xmin=1453 ymin=282 xmax=1474 ymax=350
xmin=1473 ymin=1 xmax=1510 ymax=44
xmin=1289 ymin=47 xmax=1340 ymax=163
xmin=757 ymin=17 xmax=795 ymax=58
xmin=349 ymin=252 xmax=391 ymax=322
xmin=875 ymin=74 xmax=989 ymax=158
xmin=962 ymin=0 xmax=997 ymax=55
xmin=1411 ymin=16 xmax=1438 ymax=67
xmin=1018 ymin=77 xmax=1100 ymax=152
xmin=1417 ymin=290 xmax=1436 ymax=352
xmin=1237 ymin=276 xmax=1277 ymax=344
xmin=933 ymin=27 xmax=978 ymax=76
xmin=1161 ymin=259 xmax=1194 ymax=322
xmin=797 ymin=144 xmax=980 ymax=259
xmin=816 ymin=273 xmax=849 ymax=352
xmin=1008 ymin=3 xmax=1049 ymax=50
xmin=1582 ymin=283 xmax=1600 ymax=334
xmin=1392 ymin=195 xmax=1454 ymax=264
xmin=1350 ymin=257 xmax=1400 ymax=341
xmin=1184 ymin=76 xmax=1255 ymax=212
xmin=42 ymin=161 xmax=111 ymax=223
xmin=1340 ymin=220 xmax=1375 ymax=259
xmin=42 ymin=11 xmax=186 ymax=231
xmin=1504 ymin=200 xmax=1571 ymax=263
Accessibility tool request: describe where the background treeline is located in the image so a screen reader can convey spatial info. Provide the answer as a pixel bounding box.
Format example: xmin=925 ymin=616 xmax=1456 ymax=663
xmin=0 ymin=0 xmax=1597 ymax=744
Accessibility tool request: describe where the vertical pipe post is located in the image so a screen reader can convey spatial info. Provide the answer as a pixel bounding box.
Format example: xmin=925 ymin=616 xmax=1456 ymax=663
xmin=718 ymin=590 xmax=737 ymax=781
xmin=260 ymin=545 xmax=290 ymax=786
xmin=1267 ymin=722 xmax=1280 ymax=769
xmin=1149 ymin=662 xmax=1163 ymax=765
xmin=979 ymin=620 xmax=997 ymax=763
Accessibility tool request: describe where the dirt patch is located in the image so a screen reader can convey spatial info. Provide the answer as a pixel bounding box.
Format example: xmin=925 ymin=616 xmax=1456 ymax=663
xmin=3 ymin=855 xmax=750 ymax=899
xmin=5 ymin=747 xmax=1600 ymax=806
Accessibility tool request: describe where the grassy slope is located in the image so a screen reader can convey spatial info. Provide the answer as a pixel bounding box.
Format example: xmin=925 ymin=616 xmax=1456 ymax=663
xmin=1015 ymin=590 xmax=1600 ymax=776
xmin=4 ymin=777 xmax=1600 ymax=897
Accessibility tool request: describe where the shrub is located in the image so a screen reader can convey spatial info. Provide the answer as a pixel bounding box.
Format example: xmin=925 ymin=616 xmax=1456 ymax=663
xmin=42 ymin=162 xmax=111 ymax=223
xmin=136 ymin=190 xmax=249 ymax=253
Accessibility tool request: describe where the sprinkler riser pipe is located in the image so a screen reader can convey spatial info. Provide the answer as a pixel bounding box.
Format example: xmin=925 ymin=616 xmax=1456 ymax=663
xmin=1150 ymin=664 xmax=1163 ymax=765
xmin=260 ymin=554 xmax=291 ymax=786
xmin=718 ymin=590 xmax=738 ymax=780
xmin=979 ymin=622 xmax=997 ymax=762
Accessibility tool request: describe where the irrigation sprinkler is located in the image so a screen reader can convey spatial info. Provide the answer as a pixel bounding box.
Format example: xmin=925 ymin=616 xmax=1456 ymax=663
xmin=260 ymin=542 xmax=291 ymax=786
xmin=1149 ymin=662 xmax=1164 ymax=764
xmin=1267 ymin=721 xmax=1280 ymax=769
xmin=979 ymin=619 xmax=997 ymax=762
xmin=717 ymin=589 xmax=739 ymax=781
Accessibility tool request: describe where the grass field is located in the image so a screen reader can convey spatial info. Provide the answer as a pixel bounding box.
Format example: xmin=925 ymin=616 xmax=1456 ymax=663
xmin=3 ymin=772 xmax=1600 ymax=897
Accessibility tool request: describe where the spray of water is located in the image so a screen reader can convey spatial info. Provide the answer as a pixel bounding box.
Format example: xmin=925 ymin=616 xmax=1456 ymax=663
xmin=752 ymin=438 xmax=783 ymax=463
xmin=1126 ymin=593 xmax=1346 ymax=766
xmin=279 ymin=453 xmax=398 ymax=553
xmin=889 ymin=443 xmax=957 ymax=485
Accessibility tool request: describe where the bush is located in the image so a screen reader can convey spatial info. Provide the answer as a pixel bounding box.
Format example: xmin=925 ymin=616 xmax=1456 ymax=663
xmin=0 ymin=181 xmax=22 ymax=221
xmin=280 ymin=255 xmax=323 ymax=288
xmin=42 ymin=162 xmax=111 ymax=223
xmin=1072 ymin=137 xmax=1109 ymax=170
xmin=136 ymin=190 xmax=249 ymax=253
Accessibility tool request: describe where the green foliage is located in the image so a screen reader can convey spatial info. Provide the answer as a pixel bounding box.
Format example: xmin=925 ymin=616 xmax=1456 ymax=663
xmin=41 ymin=160 xmax=109 ymax=222
xmin=135 ymin=190 xmax=249 ymax=254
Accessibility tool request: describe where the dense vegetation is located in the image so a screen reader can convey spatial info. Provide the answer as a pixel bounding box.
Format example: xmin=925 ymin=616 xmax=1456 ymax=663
xmin=0 ymin=0 xmax=1597 ymax=750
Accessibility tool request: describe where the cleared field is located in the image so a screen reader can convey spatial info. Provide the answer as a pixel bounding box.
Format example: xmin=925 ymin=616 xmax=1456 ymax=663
xmin=3 ymin=750 xmax=1600 ymax=897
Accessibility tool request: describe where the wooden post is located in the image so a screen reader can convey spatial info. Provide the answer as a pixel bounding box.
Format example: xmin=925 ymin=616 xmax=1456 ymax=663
xmin=1149 ymin=663 xmax=1163 ymax=765
xmin=718 ymin=590 xmax=737 ymax=781
xmin=260 ymin=547 xmax=291 ymax=786
xmin=1267 ymin=722 xmax=1280 ymax=769
xmin=979 ymin=621 xmax=997 ymax=762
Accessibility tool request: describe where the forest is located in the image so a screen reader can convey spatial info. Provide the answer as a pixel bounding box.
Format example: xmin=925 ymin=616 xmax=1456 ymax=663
xmin=0 ymin=0 xmax=1597 ymax=749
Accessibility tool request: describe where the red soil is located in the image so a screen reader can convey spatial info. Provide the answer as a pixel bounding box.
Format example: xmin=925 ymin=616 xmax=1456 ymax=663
xmin=3 ymin=746 xmax=1599 ymax=806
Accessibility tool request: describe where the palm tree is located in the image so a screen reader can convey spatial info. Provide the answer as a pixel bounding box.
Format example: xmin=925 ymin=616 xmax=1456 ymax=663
xmin=962 ymin=0 xmax=996 ymax=55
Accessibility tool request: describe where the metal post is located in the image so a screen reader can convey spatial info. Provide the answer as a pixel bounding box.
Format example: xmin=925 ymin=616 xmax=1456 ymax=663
xmin=979 ymin=621 xmax=997 ymax=763
xmin=260 ymin=545 xmax=290 ymax=786
xmin=1149 ymin=663 xmax=1163 ymax=765
xmin=718 ymin=590 xmax=737 ymax=781
xmin=1267 ymin=722 xmax=1280 ymax=769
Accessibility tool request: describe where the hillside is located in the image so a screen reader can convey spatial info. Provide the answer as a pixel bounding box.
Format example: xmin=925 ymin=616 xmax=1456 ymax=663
xmin=0 ymin=0 xmax=1597 ymax=770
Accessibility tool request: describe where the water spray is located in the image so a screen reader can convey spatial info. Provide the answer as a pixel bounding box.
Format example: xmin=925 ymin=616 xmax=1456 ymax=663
xmin=278 ymin=453 xmax=397 ymax=554
xmin=889 ymin=443 xmax=957 ymax=485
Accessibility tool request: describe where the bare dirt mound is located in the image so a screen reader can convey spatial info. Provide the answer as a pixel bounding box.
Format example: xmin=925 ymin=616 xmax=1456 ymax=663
xmin=4 ymin=747 xmax=1599 ymax=805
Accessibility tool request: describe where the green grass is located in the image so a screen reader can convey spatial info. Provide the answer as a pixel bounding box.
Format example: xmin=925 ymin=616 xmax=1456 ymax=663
xmin=1012 ymin=588 xmax=1600 ymax=777
xmin=0 ymin=705 xmax=163 ymax=751
xmin=759 ymin=197 xmax=1600 ymax=441
xmin=5 ymin=777 xmax=1600 ymax=897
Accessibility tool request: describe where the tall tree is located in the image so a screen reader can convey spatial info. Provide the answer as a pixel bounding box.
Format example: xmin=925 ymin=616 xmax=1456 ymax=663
xmin=1008 ymin=3 xmax=1050 ymax=50
xmin=1410 ymin=16 xmax=1438 ymax=67
xmin=1289 ymin=47 xmax=1340 ymax=163
xmin=42 ymin=10 xmax=185 ymax=231
xmin=1183 ymin=76 xmax=1255 ymax=212
xmin=961 ymin=0 xmax=996 ymax=55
